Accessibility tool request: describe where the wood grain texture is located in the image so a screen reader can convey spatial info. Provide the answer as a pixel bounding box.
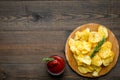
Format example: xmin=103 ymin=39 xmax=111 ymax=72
xmin=0 ymin=1 xmax=120 ymax=80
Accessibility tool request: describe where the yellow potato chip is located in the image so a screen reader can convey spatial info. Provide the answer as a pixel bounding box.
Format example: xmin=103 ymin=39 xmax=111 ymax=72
xmin=70 ymin=46 xmax=76 ymax=54
xmin=74 ymin=28 xmax=90 ymax=41
xmin=89 ymin=32 xmax=101 ymax=43
xmin=102 ymin=56 xmax=114 ymax=66
xmin=87 ymin=65 xmax=94 ymax=72
xmin=82 ymin=41 xmax=92 ymax=52
xmin=102 ymin=41 xmax=112 ymax=49
xmin=91 ymin=54 xmax=102 ymax=66
xmin=78 ymin=66 xmax=89 ymax=74
xmin=92 ymin=71 xmax=98 ymax=77
xmin=93 ymin=66 xmax=102 ymax=72
xmin=73 ymin=54 xmax=83 ymax=66
xmin=84 ymin=65 xmax=94 ymax=72
xmin=92 ymin=66 xmax=102 ymax=76
xmin=69 ymin=38 xmax=76 ymax=46
xmin=98 ymin=26 xmax=108 ymax=38
xmin=75 ymin=49 xmax=81 ymax=55
xmin=80 ymin=56 xmax=91 ymax=65
xmin=70 ymin=46 xmax=83 ymax=55
xmin=74 ymin=54 xmax=91 ymax=65
xmin=74 ymin=40 xmax=82 ymax=47
xmin=102 ymin=51 xmax=114 ymax=66
xmin=78 ymin=64 xmax=94 ymax=74
xmin=76 ymin=41 xmax=84 ymax=51
xmin=98 ymin=47 xmax=111 ymax=59
xmin=76 ymin=41 xmax=92 ymax=54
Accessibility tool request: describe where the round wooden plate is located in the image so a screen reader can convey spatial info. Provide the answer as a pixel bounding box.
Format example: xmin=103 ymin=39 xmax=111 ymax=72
xmin=65 ymin=23 xmax=119 ymax=78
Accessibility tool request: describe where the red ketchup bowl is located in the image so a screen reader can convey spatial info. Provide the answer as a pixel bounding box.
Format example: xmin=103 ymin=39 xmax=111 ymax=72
xmin=43 ymin=55 xmax=65 ymax=76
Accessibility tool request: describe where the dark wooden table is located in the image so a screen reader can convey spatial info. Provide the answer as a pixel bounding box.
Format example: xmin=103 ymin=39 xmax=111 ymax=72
xmin=0 ymin=1 xmax=120 ymax=80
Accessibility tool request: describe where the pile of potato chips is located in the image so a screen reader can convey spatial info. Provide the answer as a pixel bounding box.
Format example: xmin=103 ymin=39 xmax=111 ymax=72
xmin=68 ymin=26 xmax=114 ymax=76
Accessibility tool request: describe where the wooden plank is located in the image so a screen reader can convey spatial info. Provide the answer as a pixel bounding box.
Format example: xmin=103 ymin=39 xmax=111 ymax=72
xmin=0 ymin=49 xmax=64 ymax=56
xmin=0 ymin=31 xmax=68 ymax=44
xmin=0 ymin=63 xmax=120 ymax=80
xmin=0 ymin=1 xmax=25 ymax=16
xmin=0 ymin=1 xmax=119 ymax=31
xmin=0 ymin=54 xmax=66 ymax=63
xmin=0 ymin=31 xmax=68 ymax=57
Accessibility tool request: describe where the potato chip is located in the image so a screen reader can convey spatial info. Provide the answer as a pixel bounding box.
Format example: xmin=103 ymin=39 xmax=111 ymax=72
xmin=92 ymin=66 xmax=102 ymax=76
xmin=70 ymin=46 xmax=76 ymax=54
xmin=91 ymin=54 xmax=102 ymax=66
xmin=78 ymin=66 xmax=89 ymax=74
xmin=82 ymin=41 xmax=92 ymax=52
xmin=92 ymin=71 xmax=98 ymax=76
xmin=98 ymin=26 xmax=108 ymax=38
xmin=101 ymin=41 xmax=112 ymax=49
xmin=75 ymin=49 xmax=81 ymax=55
xmin=89 ymin=32 xmax=101 ymax=43
xmin=78 ymin=64 xmax=94 ymax=74
xmin=77 ymin=41 xmax=92 ymax=54
xmin=69 ymin=38 xmax=76 ymax=46
xmin=102 ymin=56 xmax=114 ymax=66
xmin=74 ymin=31 xmax=81 ymax=40
xmin=94 ymin=66 xmax=102 ymax=72
xmin=102 ymin=51 xmax=114 ymax=66
xmin=87 ymin=65 xmax=94 ymax=72
xmin=74 ymin=28 xmax=90 ymax=41
xmin=76 ymin=41 xmax=84 ymax=51
xmin=73 ymin=54 xmax=83 ymax=66
xmin=98 ymin=47 xmax=111 ymax=59
xmin=80 ymin=56 xmax=91 ymax=65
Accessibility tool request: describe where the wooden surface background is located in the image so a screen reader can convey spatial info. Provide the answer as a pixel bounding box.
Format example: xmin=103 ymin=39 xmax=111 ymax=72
xmin=0 ymin=1 xmax=120 ymax=80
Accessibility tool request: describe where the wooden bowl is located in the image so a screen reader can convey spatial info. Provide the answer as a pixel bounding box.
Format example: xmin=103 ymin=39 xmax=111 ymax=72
xmin=65 ymin=23 xmax=119 ymax=78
